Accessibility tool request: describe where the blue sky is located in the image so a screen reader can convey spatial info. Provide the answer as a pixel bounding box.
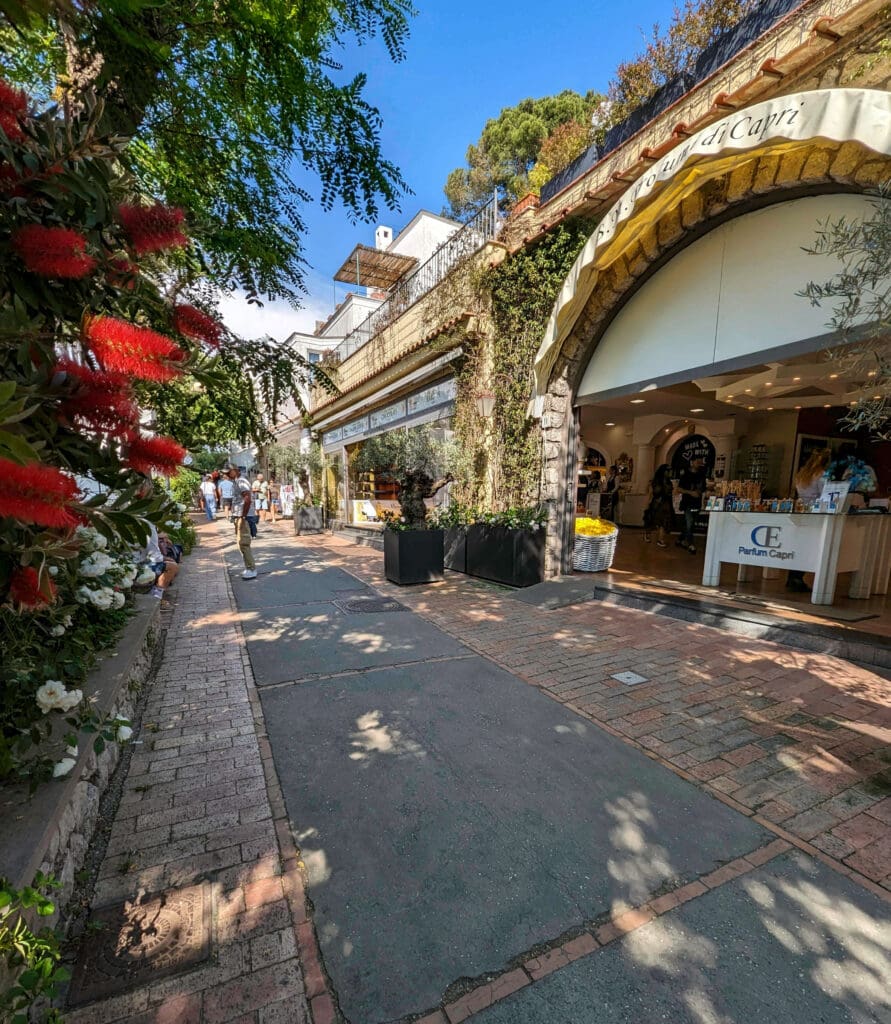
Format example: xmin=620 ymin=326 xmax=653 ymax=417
xmin=219 ymin=0 xmax=676 ymax=337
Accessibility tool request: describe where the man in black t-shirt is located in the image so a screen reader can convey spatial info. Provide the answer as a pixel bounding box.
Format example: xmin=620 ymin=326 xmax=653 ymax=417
xmin=677 ymin=457 xmax=707 ymax=553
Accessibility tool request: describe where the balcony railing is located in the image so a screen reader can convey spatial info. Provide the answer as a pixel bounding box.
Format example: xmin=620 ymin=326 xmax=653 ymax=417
xmin=333 ymin=195 xmax=502 ymax=362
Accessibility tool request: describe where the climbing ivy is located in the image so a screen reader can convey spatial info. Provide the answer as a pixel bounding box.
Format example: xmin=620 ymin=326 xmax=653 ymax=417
xmin=453 ymin=217 xmax=596 ymax=509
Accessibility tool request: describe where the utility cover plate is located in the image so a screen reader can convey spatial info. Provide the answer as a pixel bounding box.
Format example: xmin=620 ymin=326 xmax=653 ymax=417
xmin=67 ymin=883 xmax=212 ymax=1006
xmin=334 ymin=596 xmax=406 ymax=614
xmin=612 ymin=671 xmax=649 ymax=686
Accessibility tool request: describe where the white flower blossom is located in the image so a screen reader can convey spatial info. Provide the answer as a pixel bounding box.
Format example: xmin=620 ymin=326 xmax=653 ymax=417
xmin=48 ymin=565 xmax=59 ymax=576
xmin=50 ymin=624 xmax=66 ymax=637
xmin=65 ymin=744 xmax=79 ymax=758
xmin=59 ymin=689 xmax=83 ymax=713
xmin=80 ymin=551 xmax=114 ymax=578
xmin=176 ymin=502 xmax=186 ymax=512
xmin=111 ymin=590 xmax=125 ymax=609
xmin=116 ymin=725 xmax=133 ymax=742
xmin=62 ymin=614 xmax=72 ymax=628
xmin=164 ymin=520 xmax=178 ymax=528
xmin=36 ymin=681 xmax=68 ymax=713
xmin=53 ymin=757 xmax=76 ymax=778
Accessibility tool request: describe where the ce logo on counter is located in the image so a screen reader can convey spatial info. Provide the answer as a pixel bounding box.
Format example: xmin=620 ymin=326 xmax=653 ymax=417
xmin=751 ymin=525 xmax=783 ymax=549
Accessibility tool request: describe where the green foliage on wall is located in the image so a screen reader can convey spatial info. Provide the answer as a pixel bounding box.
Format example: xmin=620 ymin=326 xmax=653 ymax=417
xmin=454 ymin=217 xmax=596 ymax=510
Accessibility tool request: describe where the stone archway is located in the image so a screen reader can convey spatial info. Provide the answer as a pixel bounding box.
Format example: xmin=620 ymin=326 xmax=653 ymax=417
xmin=538 ymin=136 xmax=891 ymax=576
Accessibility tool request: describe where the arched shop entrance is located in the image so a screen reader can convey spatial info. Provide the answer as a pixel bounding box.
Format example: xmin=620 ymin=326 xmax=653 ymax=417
xmin=534 ymin=87 xmax=891 ymax=620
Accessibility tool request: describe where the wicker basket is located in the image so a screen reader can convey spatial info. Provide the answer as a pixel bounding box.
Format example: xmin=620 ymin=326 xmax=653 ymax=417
xmin=572 ymin=529 xmax=618 ymax=572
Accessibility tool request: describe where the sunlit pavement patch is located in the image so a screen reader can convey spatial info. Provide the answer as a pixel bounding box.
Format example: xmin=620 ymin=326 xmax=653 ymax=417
xmin=260 ymin=656 xmax=769 ymax=1022
xmin=470 ymin=850 xmax=891 ymax=1024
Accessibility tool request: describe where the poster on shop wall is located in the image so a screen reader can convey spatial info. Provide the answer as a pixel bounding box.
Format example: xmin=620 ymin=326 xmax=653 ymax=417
xmin=671 ymin=434 xmax=716 ymax=476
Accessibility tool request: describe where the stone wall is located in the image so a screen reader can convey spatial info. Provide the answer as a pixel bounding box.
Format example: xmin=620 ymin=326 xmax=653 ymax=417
xmin=0 ymin=594 xmax=162 ymax=922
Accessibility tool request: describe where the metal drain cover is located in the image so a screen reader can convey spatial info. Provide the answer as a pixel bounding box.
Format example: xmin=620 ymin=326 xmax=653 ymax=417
xmin=68 ymin=883 xmax=212 ymax=1005
xmin=334 ymin=596 xmax=405 ymax=614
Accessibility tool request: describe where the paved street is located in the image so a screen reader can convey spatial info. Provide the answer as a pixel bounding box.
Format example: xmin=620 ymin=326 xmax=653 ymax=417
xmin=68 ymin=521 xmax=891 ymax=1023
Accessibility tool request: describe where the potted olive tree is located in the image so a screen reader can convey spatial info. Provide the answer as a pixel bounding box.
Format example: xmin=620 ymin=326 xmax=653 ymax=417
xmin=353 ymin=427 xmax=452 ymax=585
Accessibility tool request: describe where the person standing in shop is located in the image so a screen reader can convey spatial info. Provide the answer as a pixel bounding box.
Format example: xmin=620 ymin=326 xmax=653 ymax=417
xmin=787 ymin=448 xmax=831 ymax=591
xmin=677 ymin=456 xmax=707 ymax=553
xmin=227 ymin=466 xmax=257 ymax=579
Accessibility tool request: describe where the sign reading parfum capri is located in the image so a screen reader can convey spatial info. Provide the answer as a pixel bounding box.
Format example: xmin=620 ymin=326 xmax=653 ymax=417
xmin=531 ymin=88 xmax=891 ymax=405
xmin=737 ymin=525 xmax=795 ymax=561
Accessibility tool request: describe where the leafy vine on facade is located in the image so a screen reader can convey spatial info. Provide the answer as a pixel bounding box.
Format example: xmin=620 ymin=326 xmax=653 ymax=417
xmin=452 ymin=218 xmax=597 ymax=510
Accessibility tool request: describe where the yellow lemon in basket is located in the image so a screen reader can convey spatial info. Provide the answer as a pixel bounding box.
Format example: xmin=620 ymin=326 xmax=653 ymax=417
xmin=575 ymin=517 xmax=618 ymax=537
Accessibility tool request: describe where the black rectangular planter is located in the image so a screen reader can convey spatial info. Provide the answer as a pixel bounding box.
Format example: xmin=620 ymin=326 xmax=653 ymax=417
xmin=465 ymin=524 xmax=546 ymax=588
xmin=294 ymin=507 xmax=324 ymax=534
xmin=384 ymin=528 xmax=444 ymax=585
xmin=443 ymin=527 xmax=467 ymax=573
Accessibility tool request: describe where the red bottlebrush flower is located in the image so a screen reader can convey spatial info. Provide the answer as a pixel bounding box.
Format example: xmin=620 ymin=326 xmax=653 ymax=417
xmin=0 ymin=79 xmax=28 ymax=141
xmin=12 ymin=225 xmax=97 ymax=279
xmin=8 ymin=566 xmax=56 ymax=610
xmin=124 ymin=432 xmax=186 ymax=476
xmin=55 ymin=358 xmax=138 ymax=437
xmin=85 ymin=316 xmax=186 ymax=382
xmin=0 ymin=458 xmax=79 ymax=528
xmin=173 ymin=304 xmax=222 ymax=347
xmin=118 ymin=204 xmax=188 ymax=255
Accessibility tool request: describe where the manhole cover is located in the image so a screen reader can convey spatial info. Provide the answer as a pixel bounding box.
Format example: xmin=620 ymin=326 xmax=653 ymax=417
xmin=68 ymin=884 xmax=212 ymax=1006
xmin=334 ymin=596 xmax=405 ymax=614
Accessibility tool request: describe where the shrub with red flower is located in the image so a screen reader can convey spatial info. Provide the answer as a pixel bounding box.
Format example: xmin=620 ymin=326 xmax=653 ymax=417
xmin=0 ymin=79 xmax=27 ymax=141
xmin=118 ymin=203 xmax=188 ymax=255
xmin=55 ymin=358 xmax=138 ymax=437
xmin=173 ymin=304 xmax=222 ymax=347
xmin=0 ymin=459 xmax=79 ymax=528
xmin=12 ymin=225 xmax=97 ymax=279
xmin=8 ymin=565 xmax=56 ymax=610
xmin=124 ymin=432 xmax=186 ymax=476
xmin=85 ymin=316 xmax=186 ymax=382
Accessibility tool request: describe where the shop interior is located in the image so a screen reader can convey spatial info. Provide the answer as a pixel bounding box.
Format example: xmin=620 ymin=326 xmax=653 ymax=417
xmin=576 ymin=350 xmax=891 ymax=635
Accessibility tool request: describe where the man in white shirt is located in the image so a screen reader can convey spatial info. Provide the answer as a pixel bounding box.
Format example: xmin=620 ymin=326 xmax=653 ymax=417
xmin=227 ymin=466 xmax=257 ymax=579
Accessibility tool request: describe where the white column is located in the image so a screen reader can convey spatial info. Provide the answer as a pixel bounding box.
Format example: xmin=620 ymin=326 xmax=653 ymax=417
xmin=634 ymin=444 xmax=656 ymax=491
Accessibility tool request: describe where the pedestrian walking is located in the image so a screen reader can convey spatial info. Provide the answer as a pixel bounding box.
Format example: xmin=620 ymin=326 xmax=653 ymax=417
xmin=268 ymin=475 xmax=280 ymax=523
xmin=199 ymin=474 xmax=218 ymax=522
xmin=644 ymin=464 xmax=674 ymax=548
xmin=227 ymin=466 xmax=257 ymax=579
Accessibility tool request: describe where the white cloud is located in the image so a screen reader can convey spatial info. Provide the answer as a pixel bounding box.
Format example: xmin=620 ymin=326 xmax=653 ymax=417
xmin=216 ymin=289 xmax=332 ymax=342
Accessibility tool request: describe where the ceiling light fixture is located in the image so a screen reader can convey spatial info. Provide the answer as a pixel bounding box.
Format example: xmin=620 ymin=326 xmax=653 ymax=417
xmin=690 ymin=408 xmax=704 ymax=413
xmin=630 ymin=399 xmax=645 ymax=404
xmin=823 ymin=404 xmax=831 ymax=408
xmin=829 ymin=373 xmax=839 ymax=379
xmin=765 ymin=382 xmax=772 ymax=387
xmin=748 ymin=405 xmax=755 ymax=411
xmin=793 ymin=376 xmax=801 ymax=382
xmin=605 ymin=422 xmax=616 ymax=427
xmin=794 ymin=405 xmax=802 ymax=410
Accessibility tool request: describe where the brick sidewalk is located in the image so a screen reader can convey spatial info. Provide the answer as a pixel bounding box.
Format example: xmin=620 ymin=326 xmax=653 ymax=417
xmin=301 ymin=529 xmax=891 ymax=897
xmin=66 ymin=525 xmax=315 ymax=1024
